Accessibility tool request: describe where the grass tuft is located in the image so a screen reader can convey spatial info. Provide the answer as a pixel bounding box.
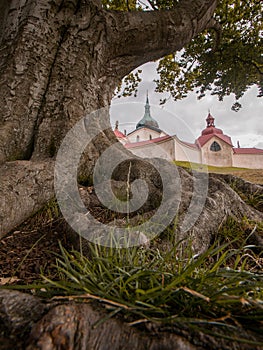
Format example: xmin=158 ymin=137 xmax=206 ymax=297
xmin=37 ymin=236 xmax=263 ymax=344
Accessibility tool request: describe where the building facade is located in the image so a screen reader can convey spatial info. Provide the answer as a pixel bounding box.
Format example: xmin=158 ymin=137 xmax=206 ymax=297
xmin=114 ymin=96 xmax=263 ymax=169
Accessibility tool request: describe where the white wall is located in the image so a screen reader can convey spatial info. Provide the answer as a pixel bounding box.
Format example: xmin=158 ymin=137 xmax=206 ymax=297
xmin=127 ymin=138 xmax=174 ymax=161
xmin=128 ymin=128 xmax=161 ymax=143
xmin=232 ymin=154 xmax=263 ymax=169
xmin=174 ymin=137 xmax=201 ymax=163
xmin=201 ymin=137 xmax=233 ymax=167
xmin=125 ymin=131 xmax=263 ymax=170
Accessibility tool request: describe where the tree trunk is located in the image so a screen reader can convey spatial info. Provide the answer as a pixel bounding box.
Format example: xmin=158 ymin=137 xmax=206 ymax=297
xmin=0 ymin=0 xmax=222 ymax=237
xmin=0 ymin=0 xmax=119 ymax=233
xmin=0 ymin=0 xmax=218 ymax=164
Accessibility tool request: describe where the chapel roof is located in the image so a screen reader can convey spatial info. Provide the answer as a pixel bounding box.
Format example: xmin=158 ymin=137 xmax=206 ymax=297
xmin=136 ymin=94 xmax=160 ymax=131
xmin=114 ymin=121 xmax=126 ymax=139
xmin=125 ymin=135 xmax=171 ymax=148
xmin=233 ymin=147 xmax=263 ymax=154
xmin=196 ymin=112 xmax=233 ymax=147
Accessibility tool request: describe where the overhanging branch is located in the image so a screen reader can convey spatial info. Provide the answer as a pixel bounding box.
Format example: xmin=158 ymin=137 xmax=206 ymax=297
xmin=106 ymin=0 xmax=219 ymax=76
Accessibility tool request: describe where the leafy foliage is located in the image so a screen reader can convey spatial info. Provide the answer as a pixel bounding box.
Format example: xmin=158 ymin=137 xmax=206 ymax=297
xmin=115 ymin=70 xmax=142 ymax=98
xmin=103 ymin=0 xmax=262 ymax=109
xmin=155 ymin=0 xmax=262 ymax=109
xmin=101 ymin=0 xmax=140 ymax=11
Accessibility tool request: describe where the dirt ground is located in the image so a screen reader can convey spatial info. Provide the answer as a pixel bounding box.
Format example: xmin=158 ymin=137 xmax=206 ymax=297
xmin=0 ymin=187 xmax=130 ymax=286
xmin=0 ymin=215 xmax=75 ymax=286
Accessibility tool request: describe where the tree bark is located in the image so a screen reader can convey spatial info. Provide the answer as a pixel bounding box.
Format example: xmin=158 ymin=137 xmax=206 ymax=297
xmin=0 ymin=289 xmax=261 ymax=350
xmin=0 ymin=160 xmax=54 ymax=234
xmin=0 ymin=0 xmax=222 ymax=236
xmin=107 ymin=0 xmax=218 ymax=75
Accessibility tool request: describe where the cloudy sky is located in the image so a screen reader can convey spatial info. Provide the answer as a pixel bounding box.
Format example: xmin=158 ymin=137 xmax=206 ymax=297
xmin=110 ymin=62 xmax=262 ymax=149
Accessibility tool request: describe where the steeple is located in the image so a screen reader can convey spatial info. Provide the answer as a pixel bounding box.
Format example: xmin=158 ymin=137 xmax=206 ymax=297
xmin=136 ymin=93 xmax=160 ymax=130
xmin=145 ymin=90 xmax=150 ymax=108
xmin=201 ymin=112 xmax=223 ymax=136
xmin=206 ymin=112 xmax=215 ymax=127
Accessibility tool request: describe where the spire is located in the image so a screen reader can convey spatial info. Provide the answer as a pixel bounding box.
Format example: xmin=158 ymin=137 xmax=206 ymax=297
xmin=206 ymin=112 xmax=215 ymax=127
xmin=136 ymin=93 xmax=160 ymax=130
xmin=144 ymin=91 xmax=151 ymax=117
xmin=146 ymin=90 xmax=149 ymax=104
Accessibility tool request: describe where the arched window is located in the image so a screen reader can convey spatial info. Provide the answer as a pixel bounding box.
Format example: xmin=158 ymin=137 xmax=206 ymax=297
xmin=136 ymin=135 xmax=140 ymax=142
xmin=149 ymin=134 xmax=152 ymax=140
xmin=210 ymin=141 xmax=221 ymax=152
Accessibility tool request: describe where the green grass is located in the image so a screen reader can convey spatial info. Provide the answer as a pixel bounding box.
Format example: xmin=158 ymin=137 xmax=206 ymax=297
xmin=174 ymin=161 xmax=263 ymax=184
xmin=5 ymin=214 xmax=262 ymax=345
xmin=244 ymin=191 xmax=263 ymax=210
xmin=32 ymin=227 xmax=263 ymax=345
xmin=229 ymin=179 xmax=263 ymax=210
xmin=174 ymin=160 xmax=248 ymax=173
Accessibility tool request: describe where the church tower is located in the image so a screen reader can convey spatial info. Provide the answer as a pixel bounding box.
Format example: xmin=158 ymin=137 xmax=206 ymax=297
xmin=127 ymin=94 xmax=165 ymax=143
xmin=196 ymin=112 xmax=233 ymax=167
xmin=135 ymin=93 xmax=160 ymax=131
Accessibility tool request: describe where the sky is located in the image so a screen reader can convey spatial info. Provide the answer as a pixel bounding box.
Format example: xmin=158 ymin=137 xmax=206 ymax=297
xmin=110 ymin=62 xmax=263 ymax=149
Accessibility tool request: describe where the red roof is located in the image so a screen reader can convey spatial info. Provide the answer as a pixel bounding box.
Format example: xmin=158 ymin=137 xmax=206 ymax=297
xmin=233 ymin=148 xmax=263 ymax=155
xmin=114 ymin=129 xmax=126 ymax=139
xmin=125 ymin=135 xmax=172 ymax=149
xmin=179 ymin=140 xmax=199 ymax=149
xmin=201 ymin=126 xmax=223 ymax=136
xmin=196 ymin=112 xmax=233 ymax=147
xmin=197 ymin=132 xmax=233 ymax=147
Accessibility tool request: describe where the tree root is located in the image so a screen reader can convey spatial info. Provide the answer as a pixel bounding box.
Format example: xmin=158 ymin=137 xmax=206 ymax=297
xmin=0 ymin=160 xmax=54 ymax=237
xmin=0 ymin=289 xmax=261 ymax=350
xmin=1 ymin=160 xmax=262 ymax=254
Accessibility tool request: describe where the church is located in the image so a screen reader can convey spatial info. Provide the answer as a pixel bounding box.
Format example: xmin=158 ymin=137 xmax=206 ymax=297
xmin=114 ymin=95 xmax=263 ymax=169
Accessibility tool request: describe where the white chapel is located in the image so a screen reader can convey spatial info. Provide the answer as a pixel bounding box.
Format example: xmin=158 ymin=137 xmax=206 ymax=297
xmin=114 ymin=95 xmax=263 ymax=169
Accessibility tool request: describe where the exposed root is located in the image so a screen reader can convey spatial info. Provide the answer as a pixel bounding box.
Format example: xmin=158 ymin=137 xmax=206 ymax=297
xmin=1 ymin=159 xmax=262 ymax=255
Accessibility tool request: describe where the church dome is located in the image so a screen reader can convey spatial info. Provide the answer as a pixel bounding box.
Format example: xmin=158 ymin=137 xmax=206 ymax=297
xmin=136 ymin=94 xmax=160 ymax=131
xmin=201 ymin=112 xmax=223 ymax=135
xmin=201 ymin=127 xmax=223 ymax=136
xmin=196 ymin=112 xmax=233 ymax=147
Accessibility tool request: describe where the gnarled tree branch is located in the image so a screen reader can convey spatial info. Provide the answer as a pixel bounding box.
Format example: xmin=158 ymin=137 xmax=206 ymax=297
xmin=105 ymin=0 xmax=218 ymax=76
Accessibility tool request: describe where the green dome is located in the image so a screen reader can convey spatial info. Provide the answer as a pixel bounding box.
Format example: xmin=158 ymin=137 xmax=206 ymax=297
xmin=136 ymin=95 xmax=160 ymax=130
